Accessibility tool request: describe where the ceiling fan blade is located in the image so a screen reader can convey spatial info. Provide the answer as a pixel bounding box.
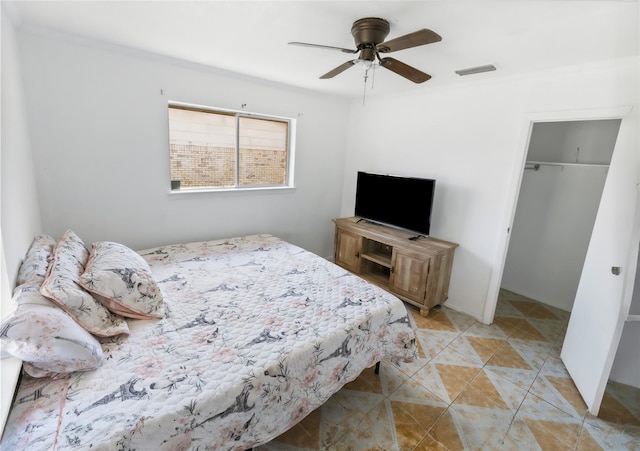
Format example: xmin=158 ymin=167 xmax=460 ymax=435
xmin=288 ymin=42 xmax=358 ymax=54
xmin=320 ymin=60 xmax=357 ymax=79
xmin=376 ymin=29 xmax=442 ymax=53
xmin=379 ymin=57 xmax=431 ymax=83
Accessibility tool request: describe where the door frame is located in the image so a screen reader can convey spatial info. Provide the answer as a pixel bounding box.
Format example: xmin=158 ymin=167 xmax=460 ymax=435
xmin=484 ymin=105 xmax=635 ymax=325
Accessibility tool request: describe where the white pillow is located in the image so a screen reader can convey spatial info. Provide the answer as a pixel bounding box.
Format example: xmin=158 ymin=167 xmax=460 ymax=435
xmin=0 ymin=284 xmax=104 ymax=378
xmin=16 ymin=234 xmax=56 ymax=286
xmin=80 ymin=241 xmax=164 ymax=319
xmin=40 ymin=230 xmax=129 ymax=337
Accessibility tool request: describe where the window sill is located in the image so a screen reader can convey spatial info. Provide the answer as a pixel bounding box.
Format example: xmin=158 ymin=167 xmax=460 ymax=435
xmin=168 ymin=185 xmax=296 ymax=196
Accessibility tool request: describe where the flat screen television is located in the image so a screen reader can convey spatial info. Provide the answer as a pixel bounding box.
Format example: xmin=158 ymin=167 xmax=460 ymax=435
xmin=354 ymin=171 xmax=436 ymax=237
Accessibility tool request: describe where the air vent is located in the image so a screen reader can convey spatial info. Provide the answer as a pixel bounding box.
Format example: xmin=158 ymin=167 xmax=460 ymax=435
xmin=455 ymin=64 xmax=497 ymax=76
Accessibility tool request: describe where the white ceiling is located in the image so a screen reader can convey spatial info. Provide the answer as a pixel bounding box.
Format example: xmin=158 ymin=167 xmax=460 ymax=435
xmin=6 ymin=1 xmax=639 ymax=100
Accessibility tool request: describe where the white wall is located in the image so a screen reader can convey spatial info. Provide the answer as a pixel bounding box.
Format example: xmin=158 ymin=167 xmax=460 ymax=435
xmin=341 ymin=58 xmax=639 ymax=322
xmin=0 ymin=5 xmax=44 ymax=432
xmin=18 ymin=31 xmax=350 ymax=257
xmin=1 ymin=9 xmax=43 ymax=292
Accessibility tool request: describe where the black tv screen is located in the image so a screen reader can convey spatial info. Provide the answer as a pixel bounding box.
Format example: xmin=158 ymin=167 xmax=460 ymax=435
xmin=355 ymin=171 xmax=435 ymax=236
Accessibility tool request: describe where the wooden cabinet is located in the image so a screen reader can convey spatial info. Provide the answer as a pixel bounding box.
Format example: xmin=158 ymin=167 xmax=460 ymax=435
xmin=389 ymin=248 xmax=430 ymax=304
xmin=334 ymin=217 xmax=458 ymax=316
xmin=334 ymin=228 xmax=362 ymax=273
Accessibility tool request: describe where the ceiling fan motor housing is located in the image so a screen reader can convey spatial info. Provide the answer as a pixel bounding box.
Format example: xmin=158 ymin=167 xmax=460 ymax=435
xmin=351 ymin=17 xmax=390 ymax=60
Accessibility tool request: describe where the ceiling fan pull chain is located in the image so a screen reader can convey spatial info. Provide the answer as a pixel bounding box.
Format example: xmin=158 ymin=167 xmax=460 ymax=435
xmin=371 ymin=64 xmax=376 ymax=90
xmin=362 ymin=70 xmax=368 ymax=106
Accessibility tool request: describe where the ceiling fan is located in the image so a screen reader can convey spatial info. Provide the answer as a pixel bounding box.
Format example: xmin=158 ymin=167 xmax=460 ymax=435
xmin=289 ymin=17 xmax=441 ymax=83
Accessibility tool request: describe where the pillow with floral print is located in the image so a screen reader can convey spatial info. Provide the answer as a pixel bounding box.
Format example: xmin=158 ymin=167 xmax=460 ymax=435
xmin=80 ymin=241 xmax=164 ymax=319
xmin=40 ymin=230 xmax=129 ymax=337
xmin=0 ymin=283 xmax=104 ymax=378
xmin=16 ymin=234 xmax=57 ymax=286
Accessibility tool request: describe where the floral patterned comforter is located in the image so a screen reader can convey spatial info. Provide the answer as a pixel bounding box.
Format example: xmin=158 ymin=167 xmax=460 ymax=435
xmin=2 ymin=235 xmax=416 ymax=450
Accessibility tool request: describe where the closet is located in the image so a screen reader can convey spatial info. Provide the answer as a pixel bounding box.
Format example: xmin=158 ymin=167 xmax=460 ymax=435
xmin=501 ymin=118 xmax=640 ymax=394
xmin=502 ymin=119 xmax=620 ymax=311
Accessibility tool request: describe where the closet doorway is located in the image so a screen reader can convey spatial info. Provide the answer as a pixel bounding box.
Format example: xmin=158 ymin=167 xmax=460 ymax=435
xmin=501 ymin=119 xmax=620 ymax=312
xmin=498 ymin=112 xmax=640 ymax=416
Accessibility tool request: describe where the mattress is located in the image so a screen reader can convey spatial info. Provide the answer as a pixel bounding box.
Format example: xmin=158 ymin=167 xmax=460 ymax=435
xmin=2 ymin=235 xmax=416 ymax=450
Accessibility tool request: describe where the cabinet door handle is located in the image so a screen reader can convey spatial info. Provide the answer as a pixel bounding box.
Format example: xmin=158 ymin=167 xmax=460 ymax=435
xmin=356 ymin=252 xmax=360 ymax=258
xmin=390 ymin=266 xmax=395 ymax=273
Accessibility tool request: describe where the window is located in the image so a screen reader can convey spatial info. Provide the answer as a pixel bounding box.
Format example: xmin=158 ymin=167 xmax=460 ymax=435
xmin=168 ymin=104 xmax=294 ymax=191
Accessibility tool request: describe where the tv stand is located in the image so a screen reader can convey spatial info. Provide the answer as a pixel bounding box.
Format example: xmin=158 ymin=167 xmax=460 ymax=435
xmin=333 ymin=217 xmax=458 ymax=316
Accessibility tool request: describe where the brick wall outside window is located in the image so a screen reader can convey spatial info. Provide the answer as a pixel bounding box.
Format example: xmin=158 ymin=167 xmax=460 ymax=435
xmin=170 ymin=144 xmax=286 ymax=188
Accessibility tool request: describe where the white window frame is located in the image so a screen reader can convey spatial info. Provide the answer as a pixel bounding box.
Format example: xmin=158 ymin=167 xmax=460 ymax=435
xmin=167 ymin=101 xmax=296 ymax=194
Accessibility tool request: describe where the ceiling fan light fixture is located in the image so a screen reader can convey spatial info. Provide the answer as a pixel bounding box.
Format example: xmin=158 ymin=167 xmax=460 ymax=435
xmin=455 ymin=64 xmax=497 ymax=76
xmin=358 ymin=59 xmax=375 ymax=70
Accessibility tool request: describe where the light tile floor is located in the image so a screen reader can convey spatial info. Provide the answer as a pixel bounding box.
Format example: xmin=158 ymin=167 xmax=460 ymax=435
xmin=258 ymin=289 xmax=640 ymax=450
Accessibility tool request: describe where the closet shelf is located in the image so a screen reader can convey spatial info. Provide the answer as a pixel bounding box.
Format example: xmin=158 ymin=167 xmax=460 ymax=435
xmin=525 ymin=160 xmax=610 ymax=170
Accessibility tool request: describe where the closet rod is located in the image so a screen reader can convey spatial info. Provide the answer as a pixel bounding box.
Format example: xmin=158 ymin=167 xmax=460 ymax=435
xmin=525 ymin=160 xmax=610 ymax=171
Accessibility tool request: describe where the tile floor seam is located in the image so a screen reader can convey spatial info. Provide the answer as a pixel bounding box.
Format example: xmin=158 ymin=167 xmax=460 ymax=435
xmin=573 ymin=415 xmax=590 ymax=451
xmin=483 ymin=338 xmax=511 ymax=366
xmin=520 ymin=389 xmax=590 ymax=449
xmin=411 ymin=362 xmax=450 ymax=405
xmin=477 ymin=340 xmax=529 ymax=449
xmin=324 ymin=393 xmax=385 ymax=449
xmin=497 ymin=409 xmax=526 ymax=450
xmin=422 ymin=335 xmax=453 ymax=366
xmin=415 ymin=430 xmax=451 ymax=451
xmin=531 ymin=376 xmax=589 ymax=422
xmin=381 ymin=398 xmax=400 ymax=451
xmin=426 ymin=405 xmax=461 ymax=451
xmin=530 ymin=344 xmax=570 ymax=415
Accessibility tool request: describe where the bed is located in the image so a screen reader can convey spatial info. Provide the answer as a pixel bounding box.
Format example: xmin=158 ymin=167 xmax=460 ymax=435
xmin=1 ymin=233 xmax=416 ymax=450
